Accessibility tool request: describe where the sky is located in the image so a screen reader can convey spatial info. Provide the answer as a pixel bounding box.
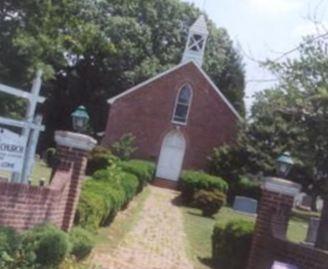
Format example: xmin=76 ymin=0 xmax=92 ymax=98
xmin=184 ymin=0 xmax=328 ymax=112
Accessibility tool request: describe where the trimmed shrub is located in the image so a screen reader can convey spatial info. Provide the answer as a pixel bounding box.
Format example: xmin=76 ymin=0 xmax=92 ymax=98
xmin=212 ymin=219 xmax=254 ymax=269
xmin=228 ymin=177 xmax=261 ymax=204
xmin=22 ymin=224 xmax=70 ymax=268
xmin=86 ymin=146 xmax=114 ymax=175
xmin=193 ymin=190 xmax=226 ymax=217
xmin=75 ymin=164 xmax=144 ymax=230
xmin=69 ymin=227 xmax=94 ymax=260
xmin=111 ymin=133 xmax=137 ymax=160
xmin=120 ymin=159 xmax=155 ymax=189
xmin=74 ymin=187 xmax=108 ymax=230
xmin=180 ymin=170 xmax=229 ymax=203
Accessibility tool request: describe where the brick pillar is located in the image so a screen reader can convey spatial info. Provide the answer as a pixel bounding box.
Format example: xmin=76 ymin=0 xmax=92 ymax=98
xmin=247 ymin=177 xmax=301 ymax=269
xmin=54 ymin=131 xmax=97 ymax=231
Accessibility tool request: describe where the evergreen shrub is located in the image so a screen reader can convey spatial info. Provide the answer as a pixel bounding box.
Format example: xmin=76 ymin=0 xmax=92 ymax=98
xmin=69 ymin=227 xmax=94 ymax=260
xmin=180 ymin=170 xmax=229 ymax=203
xmin=86 ymin=146 xmax=114 ymax=175
xmin=75 ymin=160 xmax=154 ymax=231
xmin=193 ymin=189 xmax=226 ymax=217
xmin=23 ymin=224 xmax=70 ymax=268
xmin=120 ymin=160 xmax=155 ymax=189
xmin=212 ymin=219 xmax=254 ymax=269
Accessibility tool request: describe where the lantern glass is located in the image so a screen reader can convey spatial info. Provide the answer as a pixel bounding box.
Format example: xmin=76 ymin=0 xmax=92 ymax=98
xmin=71 ymin=106 xmax=90 ymax=133
xmin=276 ymin=152 xmax=294 ymax=178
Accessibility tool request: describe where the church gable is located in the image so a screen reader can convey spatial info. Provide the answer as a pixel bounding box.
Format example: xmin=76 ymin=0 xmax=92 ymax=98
xmin=107 ymin=61 xmax=241 ymax=121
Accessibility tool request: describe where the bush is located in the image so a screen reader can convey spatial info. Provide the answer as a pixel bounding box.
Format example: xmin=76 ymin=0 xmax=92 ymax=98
xmin=45 ymin=147 xmax=57 ymax=168
xmin=120 ymin=160 xmax=155 ymax=191
xmin=212 ymin=219 xmax=254 ymax=269
xmin=228 ymin=176 xmax=261 ymax=204
xmin=69 ymin=227 xmax=94 ymax=261
xmin=22 ymin=224 xmax=70 ymax=268
xmin=0 ymin=227 xmax=20 ymax=255
xmin=111 ymin=133 xmax=137 ymax=160
xmin=75 ymin=164 xmax=144 ymax=230
xmin=86 ymin=146 xmax=114 ymax=175
xmin=180 ymin=170 xmax=229 ymax=203
xmin=193 ymin=190 xmax=226 ymax=217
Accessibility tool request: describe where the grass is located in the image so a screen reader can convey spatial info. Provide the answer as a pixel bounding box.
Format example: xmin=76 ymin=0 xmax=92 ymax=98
xmin=0 ymin=159 xmax=52 ymax=185
xmin=181 ymin=206 xmax=309 ymax=269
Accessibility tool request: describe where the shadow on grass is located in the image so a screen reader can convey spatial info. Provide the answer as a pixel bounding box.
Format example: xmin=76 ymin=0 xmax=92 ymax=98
xmin=171 ymin=194 xmax=184 ymax=206
xmin=198 ymin=257 xmax=216 ymax=269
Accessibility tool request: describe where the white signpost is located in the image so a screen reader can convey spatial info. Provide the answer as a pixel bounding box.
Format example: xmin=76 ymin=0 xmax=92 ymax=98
xmin=0 ymin=71 xmax=45 ymax=183
xmin=0 ymin=128 xmax=26 ymax=173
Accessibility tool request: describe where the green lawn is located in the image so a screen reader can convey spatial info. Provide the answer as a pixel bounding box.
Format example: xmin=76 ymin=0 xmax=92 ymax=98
xmin=0 ymin=160 xmax=52 ymax=185
xmin=181 ymin=206 xmax=309 ymax=269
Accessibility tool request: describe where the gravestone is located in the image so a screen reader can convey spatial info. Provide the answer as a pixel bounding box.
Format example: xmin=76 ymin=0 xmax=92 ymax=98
xmin=294 ymin=192 xmax=306 ymax=208
xmin=305 ymin=217 xmax=320 ymax=244
xmin=272 ymin=261 xmax=298 ymax=269
xmin=233 ymin=196 xmax=257 ymax=214
xmin=301 ymin=194 xmax=312 ymax=209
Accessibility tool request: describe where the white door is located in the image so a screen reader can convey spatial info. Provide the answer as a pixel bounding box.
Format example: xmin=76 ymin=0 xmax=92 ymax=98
xmin=156 ymin=131 xmax=186 ymax=181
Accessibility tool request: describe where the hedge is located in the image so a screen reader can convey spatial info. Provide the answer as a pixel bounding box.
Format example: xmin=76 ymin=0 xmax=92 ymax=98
xmin=180 ymin=170 xmax=229 ymax=203
xmin=75 ymin=160 xmax=155 ymax=231
xmin=212 ymin=219 xmax=254 ymax=269
xmin=120 ymin=160 xmax=155 ymax=186
xmin=86 ymin=146 xmax=115 ymax=175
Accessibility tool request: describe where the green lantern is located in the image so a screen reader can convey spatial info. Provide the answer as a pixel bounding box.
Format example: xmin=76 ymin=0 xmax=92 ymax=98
xmin=276 ymin=152 xmax=294 ymax=178
xmin=71 ymin=105 xmax=90 ymax=133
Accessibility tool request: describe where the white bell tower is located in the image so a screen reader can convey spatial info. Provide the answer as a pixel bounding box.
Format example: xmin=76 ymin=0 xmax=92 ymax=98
xmin=181 ymin=15 xmax=209 ymax=67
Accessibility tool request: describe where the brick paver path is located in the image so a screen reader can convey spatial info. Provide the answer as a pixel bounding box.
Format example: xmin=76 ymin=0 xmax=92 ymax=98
xmin=92 ymin=186 xmax=194 ymax=269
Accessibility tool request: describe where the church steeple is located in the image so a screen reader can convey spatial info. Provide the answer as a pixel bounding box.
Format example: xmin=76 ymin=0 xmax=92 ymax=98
xmin=181 ymin=15 xmax=209 ymax=67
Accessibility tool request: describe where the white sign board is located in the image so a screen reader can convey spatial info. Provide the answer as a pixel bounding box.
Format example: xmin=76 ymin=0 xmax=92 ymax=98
xmin=0 ymin=128 xmax=26 ymax=173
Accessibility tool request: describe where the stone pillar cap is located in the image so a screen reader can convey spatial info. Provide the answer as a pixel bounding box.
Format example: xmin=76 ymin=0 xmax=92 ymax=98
xmin=263 ymin=177 xmax=301 ymax=197
xmin=55 ymin=131 xmax=97 ymax=151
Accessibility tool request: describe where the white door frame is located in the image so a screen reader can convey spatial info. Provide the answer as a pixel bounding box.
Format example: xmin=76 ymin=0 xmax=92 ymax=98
xmin=156 ymin=130 xmax=186 ymax=181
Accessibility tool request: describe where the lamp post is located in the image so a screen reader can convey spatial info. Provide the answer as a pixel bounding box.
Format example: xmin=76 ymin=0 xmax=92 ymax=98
xmin=276 ymin=152 xmax=294 ymax=178
xmin=71 ymin=105 xmax=90 ymax=133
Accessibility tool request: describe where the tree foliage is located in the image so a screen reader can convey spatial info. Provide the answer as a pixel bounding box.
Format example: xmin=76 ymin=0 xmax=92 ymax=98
xmin=0 ymin=0 xmax=245 ymax=149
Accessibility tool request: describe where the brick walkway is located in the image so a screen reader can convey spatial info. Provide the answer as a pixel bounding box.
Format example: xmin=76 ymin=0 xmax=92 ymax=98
xmin=92 ymin=186 xmax=194 ymax=269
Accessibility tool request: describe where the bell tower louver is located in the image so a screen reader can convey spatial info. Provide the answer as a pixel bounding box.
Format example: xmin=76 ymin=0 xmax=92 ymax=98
xmin=181 ymin=15 xmax=209 ymax=67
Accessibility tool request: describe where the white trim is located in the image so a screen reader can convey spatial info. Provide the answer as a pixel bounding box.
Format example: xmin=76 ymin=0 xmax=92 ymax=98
xmin=107 ymin=60 xmax=242 ymax=121
xmin=263 ymin=177 xmax=301 ymax=197
xmin=55 ymin=131 xmax=97 ymax=151
xmin=171 ymin=84 xmax=193 ymax=125
xmin=107 ymin=62 xmax=190 ymax=104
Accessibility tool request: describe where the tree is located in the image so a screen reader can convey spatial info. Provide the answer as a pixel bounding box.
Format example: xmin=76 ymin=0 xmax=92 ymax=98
xmin=210 ymin=37 xmax=328 ymax=249
xmin=0 ymin=0 xmax=245 ymax=150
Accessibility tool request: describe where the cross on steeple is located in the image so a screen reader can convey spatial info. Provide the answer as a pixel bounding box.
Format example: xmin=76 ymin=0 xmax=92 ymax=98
xmin=181 ymin=15 xmax=209 ymax=67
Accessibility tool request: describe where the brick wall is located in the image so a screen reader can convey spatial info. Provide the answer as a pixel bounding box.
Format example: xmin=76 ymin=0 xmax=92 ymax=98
xmin=0 ymin=131 xmax=96 ymax=231
xmin=247 ymin=178 xmax=328 ymax=269
xmin=102 ymin=62 xmax=238 ymax=171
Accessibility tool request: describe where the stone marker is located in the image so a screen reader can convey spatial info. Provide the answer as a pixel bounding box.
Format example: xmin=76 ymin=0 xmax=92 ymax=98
xmin=301 ymin=194 xmax=312 ymax=209
xmin=305 ymin=217 xmax=320 ymax=244
xmin=233 ymin=196 xmax=257 ymax=214
xmin=272 ymin=261 xmax=298 ymax=269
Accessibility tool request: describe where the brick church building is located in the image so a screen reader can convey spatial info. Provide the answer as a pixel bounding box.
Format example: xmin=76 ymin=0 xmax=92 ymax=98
xmin=102 ymin=16 xmax=241 ymax=184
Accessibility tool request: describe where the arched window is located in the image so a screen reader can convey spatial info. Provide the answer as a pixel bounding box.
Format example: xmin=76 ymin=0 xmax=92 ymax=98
xmin=172 ymin=85 xmax=192 ymax=124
